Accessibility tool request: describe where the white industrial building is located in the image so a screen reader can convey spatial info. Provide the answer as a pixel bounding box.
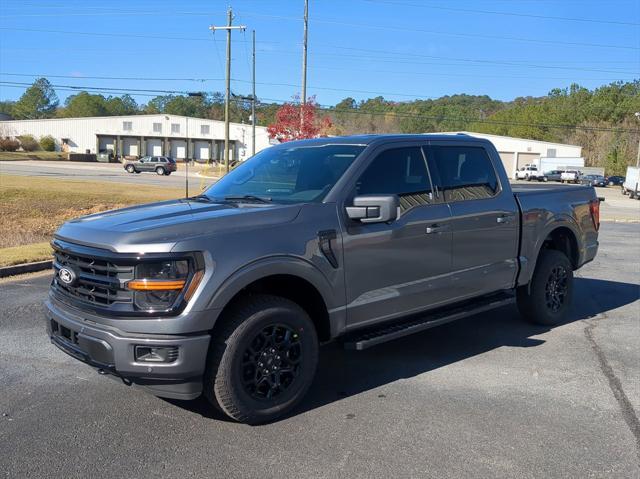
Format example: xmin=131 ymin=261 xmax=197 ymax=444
xmin=0 ymin=114 xmax=271 ymax=162
xmin=441 ymin=131 xmax=583 ymax=179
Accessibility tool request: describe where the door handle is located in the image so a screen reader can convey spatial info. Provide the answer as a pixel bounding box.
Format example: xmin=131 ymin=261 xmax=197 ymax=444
xmin=426 ymin=224 xmax=449 ymax=234
xmin=496 ymin=214 xmax=515 ymax=224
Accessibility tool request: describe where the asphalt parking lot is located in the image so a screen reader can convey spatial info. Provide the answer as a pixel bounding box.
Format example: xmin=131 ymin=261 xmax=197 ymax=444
xmin=0 ymin=160 xmax=218 ymax=189
xmin=1 ymin=222 xmax=638 ymax=478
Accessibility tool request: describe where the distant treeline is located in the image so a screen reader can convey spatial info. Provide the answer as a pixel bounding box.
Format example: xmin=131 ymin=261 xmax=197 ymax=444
xmin=1 ymin=78 xmax=638 ymax=174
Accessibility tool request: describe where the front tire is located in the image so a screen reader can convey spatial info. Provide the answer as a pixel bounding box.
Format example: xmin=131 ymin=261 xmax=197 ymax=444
xmin=125 ymin=165 xmax=135 ymax=173
xmin=203 ymin=295 xmax=319 ymax=424
xmin=517 ymin=250 xmax=573 ymax=326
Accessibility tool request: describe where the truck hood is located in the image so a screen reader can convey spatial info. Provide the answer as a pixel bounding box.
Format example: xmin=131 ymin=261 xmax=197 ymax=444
xmin=54 ymin=199 xmax=302 ymax=253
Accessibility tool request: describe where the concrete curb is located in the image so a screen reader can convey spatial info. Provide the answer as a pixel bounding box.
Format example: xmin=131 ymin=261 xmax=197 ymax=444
xmin=0 ymin=260 xmax=52 ymax=278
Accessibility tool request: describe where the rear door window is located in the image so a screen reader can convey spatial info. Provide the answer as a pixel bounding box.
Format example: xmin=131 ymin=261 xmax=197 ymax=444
xmin=355 ymin=146 xmax=434 ymax=212
xmin=428 ymin=145 xmax=499 ymax=202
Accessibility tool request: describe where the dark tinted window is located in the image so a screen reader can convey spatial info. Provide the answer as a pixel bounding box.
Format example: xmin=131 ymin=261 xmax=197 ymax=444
xmin=429 ymin=146 xmax=499 ymax=202
xmin=356 ymin=147 xmax=433 ymax=211
xmin=151 ymin=157 xmax=159 ymax=163
xmin=204 ymin=144 xmax=366 ymax=203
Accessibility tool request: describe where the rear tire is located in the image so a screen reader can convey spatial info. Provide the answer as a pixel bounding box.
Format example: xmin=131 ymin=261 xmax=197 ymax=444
xmin=203 ymin=294 xmax=319 ymax=424
xmin=156 ymin=166 xmax=165 ymax=175
xmin=517 ymin=250 xmax=573 ymax=326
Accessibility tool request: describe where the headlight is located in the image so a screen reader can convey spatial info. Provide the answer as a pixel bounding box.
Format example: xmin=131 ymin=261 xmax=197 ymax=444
xmin=127 ymin=259 xmax=203 ymax=312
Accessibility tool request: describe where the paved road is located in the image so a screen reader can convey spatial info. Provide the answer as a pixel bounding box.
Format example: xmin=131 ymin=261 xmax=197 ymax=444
xmin=0 ymin=160 xmax=218 ymax=189
xmin=1 ymin=223 xmax=638 ymax=478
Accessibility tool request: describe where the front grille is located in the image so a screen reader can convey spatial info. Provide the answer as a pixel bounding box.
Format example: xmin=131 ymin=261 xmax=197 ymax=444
xmin=52 ymin=244 xmax=135 ymax=310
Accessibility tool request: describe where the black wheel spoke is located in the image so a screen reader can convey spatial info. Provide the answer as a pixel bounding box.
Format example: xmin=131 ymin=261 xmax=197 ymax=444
xmin=241 ymin=323 xmax=303 ymax=401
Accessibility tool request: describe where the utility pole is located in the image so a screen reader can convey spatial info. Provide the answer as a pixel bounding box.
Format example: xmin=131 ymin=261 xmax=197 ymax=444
xmin=252 ymin=29 xmax=256 ymax=156
xmin=301 ymin=0 xmax=309 ymax=105
xmin=210 ymin=8 xmax=245 ymax=173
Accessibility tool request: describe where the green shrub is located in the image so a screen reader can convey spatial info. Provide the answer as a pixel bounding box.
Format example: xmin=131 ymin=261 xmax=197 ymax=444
xmin=18 ymin=134 xmax=39 ymax=152
xmin=0 ymin=137 xmax=20 ymax=151
xmin=39 ymin=135 xmax=56 ymax=151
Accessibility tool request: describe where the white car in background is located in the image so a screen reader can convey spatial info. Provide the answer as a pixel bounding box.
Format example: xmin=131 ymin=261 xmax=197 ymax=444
xmin=561 ymin=170 xmax=581 ymax=183
xmin=515 ymin=165 xmax=547 ymax=181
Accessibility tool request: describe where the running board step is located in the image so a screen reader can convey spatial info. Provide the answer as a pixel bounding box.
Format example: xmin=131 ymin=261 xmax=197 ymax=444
xmin=343 ymin=292 xmax=515 ymax=351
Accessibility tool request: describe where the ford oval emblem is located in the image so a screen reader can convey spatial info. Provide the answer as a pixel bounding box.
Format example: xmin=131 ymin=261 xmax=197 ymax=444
xmin=58 ymin=266 xmax=77 ymax=286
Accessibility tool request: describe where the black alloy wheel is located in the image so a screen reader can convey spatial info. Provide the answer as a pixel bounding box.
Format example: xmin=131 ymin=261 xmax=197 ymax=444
xmin=241 ymin=324 xmax=302 ymax=400
xmin=544 ymin=265 xmax=569 ymax=313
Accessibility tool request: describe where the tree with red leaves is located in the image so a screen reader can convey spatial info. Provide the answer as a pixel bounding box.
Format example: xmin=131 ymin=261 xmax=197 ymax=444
xmin=267 ymin=96 xmax=332 ymax=143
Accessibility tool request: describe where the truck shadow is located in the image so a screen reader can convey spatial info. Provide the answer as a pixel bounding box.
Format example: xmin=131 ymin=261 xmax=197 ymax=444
xmin=169 ymin=277 xmax=638 ymax=423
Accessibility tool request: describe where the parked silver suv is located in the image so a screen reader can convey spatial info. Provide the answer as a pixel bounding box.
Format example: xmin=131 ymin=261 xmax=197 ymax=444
xmin=124 ymin=156 xmax=177 ymax=175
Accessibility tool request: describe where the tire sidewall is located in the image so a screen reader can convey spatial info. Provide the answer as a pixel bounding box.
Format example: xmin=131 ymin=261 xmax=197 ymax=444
xmin=528 ymin=250 xmax=574 ymax=325
xmin=214 ymin=303 xmax=318 ymax=422
xmin=126 ymin=165 xmax=135 ymax=173
xmin=156 ymin=167 xmax=165 ymax=175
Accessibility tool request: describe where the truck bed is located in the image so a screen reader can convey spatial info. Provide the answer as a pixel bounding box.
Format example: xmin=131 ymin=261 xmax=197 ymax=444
xmin=511 ymin=182 xmax=598 ymax=288
xmin=510 ymin=183 xmax=588 ymax=195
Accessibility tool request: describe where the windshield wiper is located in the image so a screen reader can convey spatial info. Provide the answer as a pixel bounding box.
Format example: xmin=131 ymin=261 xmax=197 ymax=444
xmin=224 ymin=194 xmax=272 ymax=203
xmin=187 ymin=194 xmax=215 ymax=202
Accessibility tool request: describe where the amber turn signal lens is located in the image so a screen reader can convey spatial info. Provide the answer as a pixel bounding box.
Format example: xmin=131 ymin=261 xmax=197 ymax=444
xmin=183 ymin=270 xmax=204 ymax=301
xmin=127 ymin=279 xmax=186 ymax=291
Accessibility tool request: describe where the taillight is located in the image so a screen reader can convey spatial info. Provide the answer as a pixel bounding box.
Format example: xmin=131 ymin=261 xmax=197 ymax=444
xmin=589 ymin=199 xmax=600 ymax=231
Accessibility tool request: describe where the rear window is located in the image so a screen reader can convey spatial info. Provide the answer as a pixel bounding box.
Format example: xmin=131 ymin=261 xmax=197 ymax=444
xmin=429 ymin=146 xmax=499 ymax=202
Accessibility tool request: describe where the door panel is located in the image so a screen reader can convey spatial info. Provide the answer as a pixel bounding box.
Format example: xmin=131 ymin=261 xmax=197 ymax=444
xmin=342 ymin=144 xmax=453 ymax=328
xmin=447 ymin=197 xmax=518 ymax=300
xmin=427 ymin=143 xmax=519 ymax=302
xmin=343 ymin=204 xmax=452 ymax=327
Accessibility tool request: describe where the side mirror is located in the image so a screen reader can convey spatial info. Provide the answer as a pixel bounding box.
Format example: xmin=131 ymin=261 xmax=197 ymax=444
xmin=346 ymin=195 xmax=399 ymax=224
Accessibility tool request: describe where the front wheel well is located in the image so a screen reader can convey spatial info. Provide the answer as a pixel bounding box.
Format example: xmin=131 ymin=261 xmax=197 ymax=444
xmin=218 ymin=274 xmax=331 ymax=342
xmin=540 ymin=227 xmax=579 ymax=269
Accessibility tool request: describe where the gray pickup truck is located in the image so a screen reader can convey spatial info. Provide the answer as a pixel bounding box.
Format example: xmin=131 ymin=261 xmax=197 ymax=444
xmin=46 ymin=134 xmax=601 ymax=423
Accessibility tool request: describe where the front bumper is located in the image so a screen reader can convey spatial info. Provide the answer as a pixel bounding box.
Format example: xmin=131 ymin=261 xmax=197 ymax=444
xmin=45 ymin=298 xmax=210 ymax=400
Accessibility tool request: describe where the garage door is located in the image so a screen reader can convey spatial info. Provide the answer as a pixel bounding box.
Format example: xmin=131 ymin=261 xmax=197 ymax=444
xmin=171 ymin=140 xmax=186 ymax=159
xmin=146 ymin=139 xmax=162 ymax=156
xmin=123 ymin=138 xmax=139 ymax=157
xmin=98 ymin=137 xmax=115 ymax=153
xmin=498 ymin=152 xmax=515 ymax=178
xmin=194 ymin=141 xmax=210 ymax=161
xmin=517 ymin=152 xmax=540 ymax=169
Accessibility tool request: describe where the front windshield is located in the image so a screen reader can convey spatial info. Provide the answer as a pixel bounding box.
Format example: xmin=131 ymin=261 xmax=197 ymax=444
xmin=203 ymin=143 xmax=366 ymax=203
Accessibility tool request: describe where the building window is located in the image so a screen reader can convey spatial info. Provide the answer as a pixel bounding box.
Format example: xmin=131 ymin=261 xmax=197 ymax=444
xmin=153 ymin=122 xmax=162 ymax=133
xmin=123 ymin=121 xmax=133 ymax=131
xmin=171 ymin=123 xmax=180 ymax=134
xmin=201 ymin=125 xmax=210 ymax=135
xmin=547 ymin=148 xmax=557 ymax=158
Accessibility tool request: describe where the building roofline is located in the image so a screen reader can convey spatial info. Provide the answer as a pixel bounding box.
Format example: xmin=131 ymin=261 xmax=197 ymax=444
xmin=0 ymin=113 xmax=265 ymax=130
xmin=438 ymin=131 xmax=581 ymax=149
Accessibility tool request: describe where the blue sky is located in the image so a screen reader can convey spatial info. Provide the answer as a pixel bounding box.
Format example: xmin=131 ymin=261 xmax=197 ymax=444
xmin=0 ymin=0 xmax=638 ymax=107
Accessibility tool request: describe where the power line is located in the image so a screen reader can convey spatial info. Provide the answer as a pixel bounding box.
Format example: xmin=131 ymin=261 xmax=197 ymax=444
xmin=2 ymin=81 xmax=638 ymax=134
xmin=257 ymin=46 xmax=639 ymax=75
xmin=363 ymin=0 xmax=640 ymax=26
xmin=3 ymin=71 xmax=634 ymax=89
xmin=237 ymin=11 xmax=640 ymax=51
xmin=2 ymin=18 xmax=638 ymax=51
xmin=4 ymin=1 xmax=638 ymax=27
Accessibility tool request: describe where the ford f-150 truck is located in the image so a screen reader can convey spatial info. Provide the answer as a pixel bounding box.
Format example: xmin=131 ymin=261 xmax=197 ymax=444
xmin=46 ymin=134 xmax=600 ymax=423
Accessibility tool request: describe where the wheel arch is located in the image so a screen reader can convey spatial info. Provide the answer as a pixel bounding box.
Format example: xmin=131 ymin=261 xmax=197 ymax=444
xmin=206 ymin=257 xmax=339 ymax=342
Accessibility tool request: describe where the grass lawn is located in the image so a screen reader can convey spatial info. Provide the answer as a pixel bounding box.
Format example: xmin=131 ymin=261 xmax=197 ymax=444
xmin=0 ymin=175 xmax=183 ymax=266
xmin=0 ymin=151 xmax=67 ymax=161
xmin=0 ymin=242 xmax=52 ymax=267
